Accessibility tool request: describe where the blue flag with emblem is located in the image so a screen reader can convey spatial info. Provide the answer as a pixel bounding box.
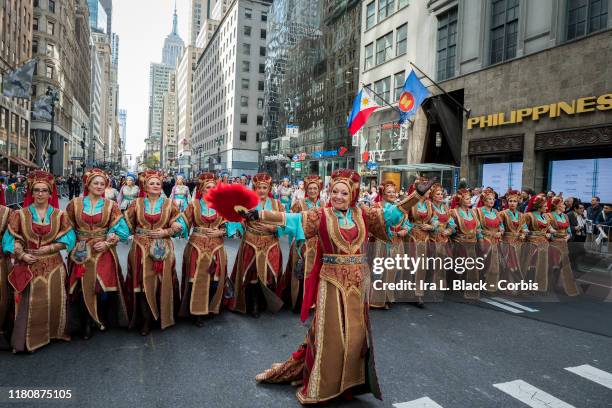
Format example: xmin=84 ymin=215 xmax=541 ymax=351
xmin=398 ymin=70 xmax=429 ymax=124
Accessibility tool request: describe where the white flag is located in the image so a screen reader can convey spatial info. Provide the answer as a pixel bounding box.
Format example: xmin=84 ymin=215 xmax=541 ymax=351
xmin=1 ymin=59 xmax=36 ymax=98
xmin=33 ymin=94 xmax=54 ymax=121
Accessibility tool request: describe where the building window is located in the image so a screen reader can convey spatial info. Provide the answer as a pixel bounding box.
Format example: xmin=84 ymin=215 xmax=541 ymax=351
xmin=259 ymin=46 xmax=266 ymax=57
xmin=47 ymin=21 xmax=55 ymax=35
xmin=33 ymin=17 xmax=39 ymax=31
xmin=46 ymin=65 xmax=54 ymax=79
xmin=490 ymin=0 xmax=519 ymax=64
xmin=256 ymin=132 xmax=260 ymax=142
xmin=261 ymin=29 xmax=267 ymax=40
xmin=436 ymin=7 xmax=458 ymax=81
xmin=49 ymin=0 xmax=55 ymax=13
xmin=366 ymin=1 xmax=376 ymax=29
xmin=398 ymin=0 xmax=409 ymax=9
xmin=374 ymin=76 xmax=391 ymax=104
xmin=242 ymin=43 xmax=250 ymax=55
xmin=567 ymin=0 xmax=609 ymax=40
xmin=244 ymin=26 xmax=251 ymax=37
xmin=240 ymin=131 xmax=247 ymax=141
xmin=241 ymin=96 xmax=249 ymax=107
xmin=241 ymin=114 xmax=248 ymax=124
xmin=32 ymin=40 xmax=38 ymax=53
xmin=364 ymin=43 xmax=374 ymax=70
xmin=241 ymin=78 xmax=249 ymax=89
xmin=245 ymin=8 xmax=252 ymax=19
xmin=46 ymin=43 xmax=54 ymax=57
xmin=242 ymin=61 xmax=250 ymax=72
xmin=257 ymin=116 xmax=263 ymax=126
xmin=396 ymin=24 xmax=407 ymax=56
xmin=375 ymin=32 xmax=393 ymax=65
xmin=257 ymin=98 xmax=264 ymax=109
xmin=258 ymin=81 xmax=264 ymax=91
xmin=378 ymin=0 xmax=395 ymax=21
xmin=261 ymin=11 xmax=267 ymax=22
xmin=34 ymin=0 xmax=39 ymax=6
xmin=259 ymin=63 xmax=265 ymax=74
xmin=394 ymin=71 xmax=405 ymax=100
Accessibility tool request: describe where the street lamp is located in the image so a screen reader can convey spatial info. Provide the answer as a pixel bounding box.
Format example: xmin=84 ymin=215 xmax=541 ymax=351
xmin=197 ymin=146 xmax=203 ymax=172
xmin=45 ymin=87 xmax=59 ymax=173
xmin=80 ymin=122 xmax=87 ymax=173
xmin=214 ymin=136 xmax=222 ymax=171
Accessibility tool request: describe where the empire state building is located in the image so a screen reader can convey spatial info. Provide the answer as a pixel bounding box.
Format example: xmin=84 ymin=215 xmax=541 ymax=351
xmin=162 ymin=4 xmax=185 ymax=68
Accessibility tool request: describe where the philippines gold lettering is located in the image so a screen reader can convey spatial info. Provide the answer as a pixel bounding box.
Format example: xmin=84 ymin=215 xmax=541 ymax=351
xmin=532 ymin=105 xmax=549 ymax=120
xmin=576 ymin=96 xmax=597 ymax=113
xmin=516 ymin=108 xmax=532 ymax=123
xmin=596 ymin=93 xmax=612 ymax=111
xmin=467 ymin=117 xmax=480 ymax=130
xmin=557 ymin=100 xmax=576 ymax=115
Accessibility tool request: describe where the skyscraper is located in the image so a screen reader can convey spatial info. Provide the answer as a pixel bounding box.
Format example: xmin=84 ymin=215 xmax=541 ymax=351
xmin=87 ymin=0 xmax=108 ymax=34
xmin=189 ymin=0 xmax=215 ymax=47
xmin=162 ymin=4 xmax=185 ymax=68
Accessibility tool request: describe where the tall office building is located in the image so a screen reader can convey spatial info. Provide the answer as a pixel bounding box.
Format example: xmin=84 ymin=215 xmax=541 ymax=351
xmin=192 ymin=0 xmax=272 ymax=176
xmin=162 ymin=4 xmax=185 ymax=68
xmin=87 ymin=0 xmax=108 ymax=33
xmin=145 ymin=63 xmax=173 ymax=160
xmin=189 ymin=0 xmax=215 ymax=46
xmin=0 ymin=0 xmax=35 ymax=171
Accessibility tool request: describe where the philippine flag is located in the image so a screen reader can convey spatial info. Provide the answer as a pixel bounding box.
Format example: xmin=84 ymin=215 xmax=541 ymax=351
xmin=347 ymin=88 xmax=380 ymax=136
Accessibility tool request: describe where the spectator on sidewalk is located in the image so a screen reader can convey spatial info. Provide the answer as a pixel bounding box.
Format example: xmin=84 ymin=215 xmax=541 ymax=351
xmin=587 ymin=197 xmax=603 ymax=222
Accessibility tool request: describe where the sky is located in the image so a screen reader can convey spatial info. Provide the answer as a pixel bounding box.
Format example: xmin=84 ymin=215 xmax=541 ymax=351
xmin=114 ymin=0 xmax=190 ymax=164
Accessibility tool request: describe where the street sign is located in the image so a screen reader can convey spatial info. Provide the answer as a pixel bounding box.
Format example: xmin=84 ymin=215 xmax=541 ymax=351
xmin=295 ymin=162 xmax=301 ymax=168
xmin=71 ymin=156 xmax=84 ymax=161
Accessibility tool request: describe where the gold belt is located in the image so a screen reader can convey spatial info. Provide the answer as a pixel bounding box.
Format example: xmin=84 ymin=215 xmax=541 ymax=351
xmin=504 ymin=232 xmax=521 ymax=237
xmin=135 ymin=228 xmax=160 ymax=237
xmin=77 ymin=229 xmax=108 ymax=240
xmin=246 ymin=228 xmax=274 ymax=237
xmin=321 ymin=254 xmax=367 ymax=265
xmin=530 ymin=231 xmax=547 ymax=236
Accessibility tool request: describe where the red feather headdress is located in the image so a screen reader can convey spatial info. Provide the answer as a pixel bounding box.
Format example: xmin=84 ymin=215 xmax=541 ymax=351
xmin=204 ymin=182 xmax=259 ymax=222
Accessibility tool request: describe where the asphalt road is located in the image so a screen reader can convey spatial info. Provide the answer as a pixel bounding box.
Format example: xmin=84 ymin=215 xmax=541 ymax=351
xmin=0 ymin=198 xmax=610 ymax=408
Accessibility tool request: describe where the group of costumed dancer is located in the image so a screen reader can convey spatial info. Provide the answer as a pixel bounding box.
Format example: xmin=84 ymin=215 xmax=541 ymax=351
xmin=0 ymin=168 xmax=579 ymax=405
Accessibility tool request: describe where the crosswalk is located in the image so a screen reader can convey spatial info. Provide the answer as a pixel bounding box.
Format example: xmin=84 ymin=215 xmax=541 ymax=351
xmin=479 ymin=296 xmax=540 ymax=314
xmin=392 ymin=364 xmax=610 ymax=408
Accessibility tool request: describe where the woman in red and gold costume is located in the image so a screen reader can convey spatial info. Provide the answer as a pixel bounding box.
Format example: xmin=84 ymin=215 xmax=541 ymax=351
xmin=545 ymin=197 xmax=579 ymax=296
xmin=251 ymin=169 xmax=434 ymax=405
xmin=124 ymin=170 xmax=187 ymax=336
xmin=2 ymin=171 xmax=75 ymax=353
xmin=0 ymin=202 xmax=12 ymax=349
xmin=405 ymin=178 xmax=433 ymax=306
xmin=523 ymin=194 xmax=552 ymax=294
xmin=369 ymin=179 xmax=411 ymax=309
xmin=449 ymin=189 xmax=483 ymax=299
xmin=474 ymin=189 xmax=503 ymax=292
xmin=499 ymin=190 xmax=528 ymax=288
xmin=65 ymin=169 xmax=131 ymax=339
xmin=428 ymin=183 xmax=455 ymax=299
xmin=229 ymin=172 xmax=287 ymax=318
xmin=179 ymin=173 xmax=242 ymax=326
xmin=284 ymin=175 xmax=323 ymax=312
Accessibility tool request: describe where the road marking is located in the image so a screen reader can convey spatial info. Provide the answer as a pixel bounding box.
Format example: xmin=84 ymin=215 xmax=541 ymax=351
xmin=565 ymin=364 xmax=612 ymax=390
xmin=479 ymin=298 xmax=524 ymax=313
xmin=491 ymin=297 xmax=539 ymax=312
xmin=393 ymin=397 xmax=444 ymax=408
xmin=493 ymin=380 xmax=575 ymax=408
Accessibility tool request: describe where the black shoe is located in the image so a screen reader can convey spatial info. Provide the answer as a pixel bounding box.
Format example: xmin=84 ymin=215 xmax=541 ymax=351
xmin=82 ymin=322 xmax=93 ymax=340
xmin=416 ymin=300 xmax=425 ymax=309
xmin=195 ymin=317 xmax=205 ymax=327
xmin=139 ymin=322 xmax=151 ymax=336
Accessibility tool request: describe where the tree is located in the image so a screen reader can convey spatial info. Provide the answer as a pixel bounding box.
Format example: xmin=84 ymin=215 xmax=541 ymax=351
xmin=143 ymin=155 xmax=160 ymax=170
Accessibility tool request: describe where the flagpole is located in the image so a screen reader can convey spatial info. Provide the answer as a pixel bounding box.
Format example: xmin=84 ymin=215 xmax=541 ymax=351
xmin=409 ymin=62 xmax=471 ymax=117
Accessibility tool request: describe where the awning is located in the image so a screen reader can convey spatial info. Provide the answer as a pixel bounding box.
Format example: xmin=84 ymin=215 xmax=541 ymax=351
xmin=7 ymin=156 xmax=38 ymax=168
xmin=379 ymin=163 xmax=459 ymax=172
